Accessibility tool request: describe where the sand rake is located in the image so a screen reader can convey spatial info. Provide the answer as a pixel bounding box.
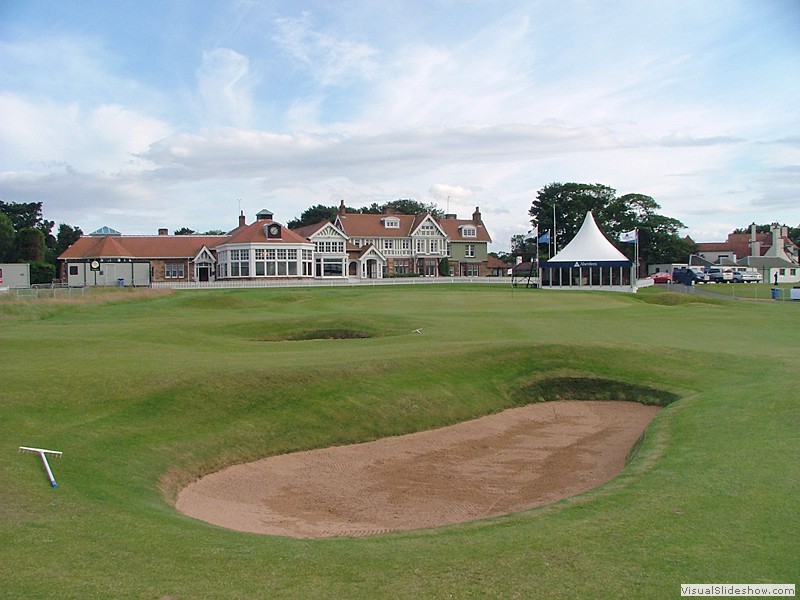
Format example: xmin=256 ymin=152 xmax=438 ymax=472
xmin=19 ymin=446 xmax=62 ymax=488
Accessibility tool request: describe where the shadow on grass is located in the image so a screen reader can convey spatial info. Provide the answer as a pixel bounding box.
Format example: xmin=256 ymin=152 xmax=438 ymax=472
xmin=516 ymin=376 xmax=680 ymax=407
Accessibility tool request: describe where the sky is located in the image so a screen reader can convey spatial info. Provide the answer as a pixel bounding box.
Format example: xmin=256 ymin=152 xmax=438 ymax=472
xmin=1 ymin=0 xmax=799 ymax=252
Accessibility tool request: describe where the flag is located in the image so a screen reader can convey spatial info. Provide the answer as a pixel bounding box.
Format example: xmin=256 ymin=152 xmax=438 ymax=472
xmin=523 ymin=226 xmax=538 ymax=241
xmin=537 ymin=231 xmax=550 ymax=244
xmin=620 ymin=229 xmax=637 ymax=243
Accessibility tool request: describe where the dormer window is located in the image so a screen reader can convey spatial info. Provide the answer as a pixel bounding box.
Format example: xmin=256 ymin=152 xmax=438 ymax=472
xmin=382 ymin=217 xmax=400 ymax=229
xmin=460 ymin=225 xmax=477 ymax=238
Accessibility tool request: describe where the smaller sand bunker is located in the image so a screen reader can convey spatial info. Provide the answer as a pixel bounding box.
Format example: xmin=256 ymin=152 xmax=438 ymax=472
xmin=176 ymin=400 xmax=659 ymax=538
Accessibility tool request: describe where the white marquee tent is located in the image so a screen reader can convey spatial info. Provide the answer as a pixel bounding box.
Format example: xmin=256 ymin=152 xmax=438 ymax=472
xmin=540 ymin=211 xmax=634 ymax=290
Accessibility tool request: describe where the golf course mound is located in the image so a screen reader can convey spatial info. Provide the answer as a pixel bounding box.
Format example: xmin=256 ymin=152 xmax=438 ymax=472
xmin=176 ymin=400 xmax=660 ymax=538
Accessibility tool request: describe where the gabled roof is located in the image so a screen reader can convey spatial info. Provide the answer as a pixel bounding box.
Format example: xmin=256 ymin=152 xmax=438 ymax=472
xmin=59 ymin=234 xmax=229 ymax=260
xmin=347 ymin=243 xmax=387 ymax=261
xmin=543 ymin=212 xmax=631 ymax=267
xmin=696 ymin=232 xmax=769 ymax=258
xmin=292 ymin=220 xmax=347 ymax=240
xmin=487 ymin=255 xmax=512 ymax=269
xmin=437 ymin=217 xmax=492 ymax=243
xmin=87 ymin=235 xmax=134 ymax=258
xmin=336 ymin=212 xmax=421 ymax=237
xmin=409 ymin=213 xmax=447 ymax=238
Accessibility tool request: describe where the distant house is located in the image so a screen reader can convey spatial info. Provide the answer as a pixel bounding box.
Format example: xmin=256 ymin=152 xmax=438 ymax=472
xmin=694 ymin=224 xmax=799 ymax=284
xmin=437 ymin=208 xmax=493 ymax=277
xmin=58 ymin=204 xmax=494 ymax=285
xmin=333 ymin=201 xmax=492 ymax=277
xmin=487 ymin=255 xmax=513 ymax=277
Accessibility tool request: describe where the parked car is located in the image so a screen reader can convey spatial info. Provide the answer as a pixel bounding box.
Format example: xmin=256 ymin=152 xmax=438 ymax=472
xmin=704 ymin=267 xmax=733 ymax=283
xmin=650 ymin=272 xmax=672 ymax=283
xmin=672 ymin=267 xmax=709 ymax=284
xmin=732 ymin=270 xmax=763 ymax=283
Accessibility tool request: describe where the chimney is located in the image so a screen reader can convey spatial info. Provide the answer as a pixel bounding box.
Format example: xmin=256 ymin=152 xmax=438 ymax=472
xmin=472 ymin=206 xmax=482 ymax=223
xmin=238 ymin=211 xmax=246 ymax=228
xmin=338 ymin=199 xmax=346 ymax=216
xmin=158 ymin=228 xmax=169 ymax=236
xmin=749 ymin=223 xmax=759 ymax=257
xmin=444 ymin=213 xmax=457 ymax=220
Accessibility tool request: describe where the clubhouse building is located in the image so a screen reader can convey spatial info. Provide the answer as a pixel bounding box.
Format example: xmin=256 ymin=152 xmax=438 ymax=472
xmin=58 ymin=204 xmax=493 ymax=286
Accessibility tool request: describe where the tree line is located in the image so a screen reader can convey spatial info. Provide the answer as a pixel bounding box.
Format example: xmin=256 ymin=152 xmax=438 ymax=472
xmin=0 ymin=201 xmax=83 ymax=284
xmin=286 ymin=199 xmax=443 ymax=229
xmin=495 ymin=182 xmax=697 ymax=267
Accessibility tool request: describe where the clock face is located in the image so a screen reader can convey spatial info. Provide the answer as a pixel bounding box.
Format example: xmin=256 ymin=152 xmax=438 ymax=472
xmin=90 ymin=260 xmax=100 ymax=270
xmin=269 ymin=225 xmax=279 ymax=236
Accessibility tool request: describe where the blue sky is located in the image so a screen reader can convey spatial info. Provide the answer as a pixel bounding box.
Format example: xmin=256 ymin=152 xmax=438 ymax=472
xmin=1 ymin=0 xmax=798 ymax=250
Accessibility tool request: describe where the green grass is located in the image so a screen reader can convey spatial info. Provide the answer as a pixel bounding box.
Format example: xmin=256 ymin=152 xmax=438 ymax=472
xmin=1 ymin=285 xmax=798 ymax=599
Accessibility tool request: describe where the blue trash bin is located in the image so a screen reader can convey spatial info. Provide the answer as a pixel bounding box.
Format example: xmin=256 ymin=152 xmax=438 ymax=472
xmin=117 ymin=278 xmax=125 ymax=288
xmin=771 ymin=288 xmax=780 ymax=300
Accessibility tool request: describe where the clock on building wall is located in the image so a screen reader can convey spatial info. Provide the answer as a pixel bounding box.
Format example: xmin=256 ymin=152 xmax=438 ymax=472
xmin=268 ymin=225 xmax=280 ymax=238
xmin=90 ymin=260 xmax=100 ymax=271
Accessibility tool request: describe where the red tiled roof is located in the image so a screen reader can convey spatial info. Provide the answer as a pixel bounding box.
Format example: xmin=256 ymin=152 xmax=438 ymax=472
xmin=437 ymin=217 xmax=492 ymax=243
xmin=59 ymin=235 xmax=228 ymax=259
xmin=336 ymin=213 xmax=420 ymax=237
xmin=696 ymin=232 xmax=771 ymax=258
xmin=224 ymin=221 xmax=311 ymax=245
xmin=291 ymin=221 xmax=330 ymax=238
xmin=487 ymin=255 xmax=512 ymax=269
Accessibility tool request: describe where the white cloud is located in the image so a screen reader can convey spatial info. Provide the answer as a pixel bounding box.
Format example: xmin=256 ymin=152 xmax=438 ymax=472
xmin=0 ymin=93 xmax=170 ymax=173
xmin=196 ymin=48 xmax=254 ymax=127
xmin=429 ymin=184 xmax=474 ymax=203
xmin=272 ymin=12 xmax=379 ymax=87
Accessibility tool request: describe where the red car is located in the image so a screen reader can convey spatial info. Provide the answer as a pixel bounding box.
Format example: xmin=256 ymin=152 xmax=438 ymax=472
xmin=650 ymin=272 xmax=672 ymax=284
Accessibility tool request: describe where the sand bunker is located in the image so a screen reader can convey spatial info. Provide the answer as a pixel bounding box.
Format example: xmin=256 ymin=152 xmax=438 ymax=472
xmin=176 ymin=400 xmax=659 ymax=538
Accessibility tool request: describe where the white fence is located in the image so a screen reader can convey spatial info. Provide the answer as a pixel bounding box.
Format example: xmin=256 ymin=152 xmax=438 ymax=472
xmin=14 ymin=285 xmax=90 ymax=299
xmin=151 ymin=276 xmax=513 ymax=290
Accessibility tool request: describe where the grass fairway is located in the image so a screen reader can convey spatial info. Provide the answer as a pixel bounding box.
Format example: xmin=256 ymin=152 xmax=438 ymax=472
xmin=1 ymin=285 xmax=798 ymax=599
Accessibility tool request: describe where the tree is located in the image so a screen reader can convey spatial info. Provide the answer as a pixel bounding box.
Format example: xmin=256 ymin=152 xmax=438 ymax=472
xmin=490 ymin=250 xmax=515 ymax=264
xmin=529 ymin=183 xmax=624 ymax=249
xmin=790 ymin=227 xmax=800 ymax=248
xmin=356 ymin=202 xmax=384 ymax=215
xmin=509 ymin=234 xmax=538 ymax=262
xmin=381 ymin=199 xmax=443 ymax=217
xmin=0 ymin=213 xmax=15 ymax=261
xmin=616 ymin=193 xmax=693 ymax=264
xmin=16 ymin=227 xmax=46 ymax=262
xmin=173 ymin=227 xmax=196 ymax=235
xmin=286 ymin=204 xmax=339 ymax=229
xmin=55 ymin=223 xmax=83 ymax=257
xmin=529 ymin=183 xmax=693 ymax=265
xmin=0 ymin=200 xmax=54 ymax=239
xmin=202 ymin=229 xmax=226 ymax=235
xmin=29 ymin=261 xmax=56 ymax=285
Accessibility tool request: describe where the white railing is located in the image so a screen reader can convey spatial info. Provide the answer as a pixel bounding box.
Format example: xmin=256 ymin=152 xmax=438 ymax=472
xmin=151 ymin=277 xmax=512 ymax=290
